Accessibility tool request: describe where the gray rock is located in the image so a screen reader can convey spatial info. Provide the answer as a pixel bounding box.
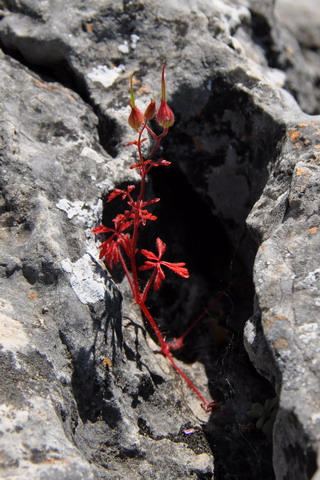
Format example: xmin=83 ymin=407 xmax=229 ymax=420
xmin=274 ymin=0 xmax=320 ymax=114
xmin=0 ymin=1 xmax=319 ymax=479
xmin=0 ymin=49 xmax=215 ymax=479
xmin=245 ymin=121 xmax=320 ymax=480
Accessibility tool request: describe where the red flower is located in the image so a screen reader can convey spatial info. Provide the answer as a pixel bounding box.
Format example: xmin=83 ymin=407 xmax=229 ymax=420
xmin=128 ymin=104 xmax=144 ymax=131
xmin=156 ymin=99 xmax=174 ymax=128
xmin=151 ymin=158 xmax=171 ymax=167
xmin=144 ymin=100 xmax=156 ymax=121
xmin=92 ymin=217 xmax=133 ymax=267
xmin=137 ymin=209 xmax=157 ymax=225
xmin=107 ymin=185 xmax=135 ymax=203
xmin=128 ymin=72 xmax=144 ymax=130
xmin=156 ymin=62 xmax=174 ymax=128
xmin=139 ymin=238 xmax=189 ymax=290
xmin=127 ymin=199 xmax=159 ymax=225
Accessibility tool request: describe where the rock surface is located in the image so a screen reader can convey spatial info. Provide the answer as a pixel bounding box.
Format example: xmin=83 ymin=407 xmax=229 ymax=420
xmin=0 ymin=1 xmax=319 ymax=479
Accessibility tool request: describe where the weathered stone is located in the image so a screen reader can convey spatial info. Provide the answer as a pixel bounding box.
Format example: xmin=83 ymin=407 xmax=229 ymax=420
xmin=0 ymin=1 xmax=319 ymax=479
xmin=0 ymin=49 xmax=216 ymax=479
xmin=245 ymin=122 xmax=320 ymax=480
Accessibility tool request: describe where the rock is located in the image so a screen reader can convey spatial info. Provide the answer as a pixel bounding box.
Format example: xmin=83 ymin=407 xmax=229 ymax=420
xmin=245 ymin=122 xmax=320 ymax=480
xmin=0 ymin=49 xmax=215 ymax=480
xmin=0 ymin=1 xmax=319 ymax=479
xmin=275 ymin=0 xmax=320 ymax=49
xmin=274 ymin=0 xmax=320 ymax=115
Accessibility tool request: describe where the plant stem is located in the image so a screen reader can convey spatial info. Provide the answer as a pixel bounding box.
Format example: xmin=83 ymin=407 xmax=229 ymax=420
xmin=118 ymin=250 xmax=136 ymax=295
xmin=137 ymin=299 xmax=167 ymax=348
xmin=172 ymin=289 xmax=228 ymax=348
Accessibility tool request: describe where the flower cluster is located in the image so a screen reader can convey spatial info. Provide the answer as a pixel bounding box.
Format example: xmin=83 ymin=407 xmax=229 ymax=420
xmin=92 ymin=63 xmax=217 ymax=413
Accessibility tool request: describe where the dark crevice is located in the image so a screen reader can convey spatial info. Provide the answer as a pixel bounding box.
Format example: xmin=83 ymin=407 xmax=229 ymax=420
xmin=99 ymin=108 xmax=277 ymax=479
xmin=96 ymin=112 xmax=123 ymax=159
xmin=93 ymin=67 xmax=283 ymax=477
xmin=138 ymin=78 xmax=281 ymax=479
xmin=2 ymin=29 xmax=278 ymax=479
xmin=275 ymin=409 xmax=318 ymax=480
xmin=249 ymin=10 xmax=280 ymax=68
xmin=137 ymin=418 xmax=211 ymax=456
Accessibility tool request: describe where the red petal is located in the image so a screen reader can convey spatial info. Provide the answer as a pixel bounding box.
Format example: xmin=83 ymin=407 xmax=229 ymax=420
xmin=140 ymin=210 xmax=157 ymax=222
xmin=140 ymin=249 xmax=158 ymax=261
xmin=158 ymin=159 xmax=171 ymax=166
xmin=130 ymin=158 xmax=151 ymax=169
xmin=142 ymin=198 xmax=160 ymax=206
xmin=108 ymin=185 xmax=135 ymax=203
xmin=139 ymin=261 xmax=156 ymax=271
xmin=119 ymin=234 xmax=133 ymax=256
xmin=153 ymin=265 xmax=166 ymax=290
xmin=156 ymin=238 xmax=166 ymax=259
xmin=100 ymin=240 xmax=122 ymax=269
xmin=126 ymin=138 xmax=147 ymax=147
xmin=92 ymin=224 xmax=113 ymax=234
xmin=107 ymin=188 xmax=124 ymax=203
xmin=161 ymin=261 xmax=189 ymax=278
xmin=98 ymin=240 xmax=112 ymax=259
xmin=129 ymin=162 xmax=140 ymax=169
xmin=152 ymin=158 xmax=171 ymax=167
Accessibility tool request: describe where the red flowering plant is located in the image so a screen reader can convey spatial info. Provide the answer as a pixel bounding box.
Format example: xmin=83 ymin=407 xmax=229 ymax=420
xmin=93 ymin=63 xmax=217 ymax=412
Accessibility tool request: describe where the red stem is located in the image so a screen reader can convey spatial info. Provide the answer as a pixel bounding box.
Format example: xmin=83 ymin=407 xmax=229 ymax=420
xmin=138 ymin=300 xmax=211 ymax=409
xmin=141 ymin=269 xmax=157 ymax=303
xmin=118 ymin=250 xmax=136 ymax=295
xmin=149 ymin=128 xmax=168 ymax=160
xmin=165 ymin=349 xmax=209 ymax=407
xmin=112 ymin=110 xmax=216 ymax=411
xmin=145 ymin=125 xmax=157 ymax=139
xmin=175 ymin=289 xmax=228 ymax=345
xmin=138 ymin=299 xmax=167 ymax=348
xmin=129 ymin=122 xmax=148 ymax=296
xmin=129 ymin=123 xmax=167 ymax=297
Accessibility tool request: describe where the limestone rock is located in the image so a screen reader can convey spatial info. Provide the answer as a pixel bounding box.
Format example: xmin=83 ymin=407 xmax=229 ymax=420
xmin=0 ymin=1 xmax=319 ymax=479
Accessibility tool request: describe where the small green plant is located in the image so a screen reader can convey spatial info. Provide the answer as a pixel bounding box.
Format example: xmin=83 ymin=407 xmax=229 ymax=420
xmin=93 ymin=63 xmax=218 ymax=412
xmin=247 ymin=397 xmax=278 ymax=437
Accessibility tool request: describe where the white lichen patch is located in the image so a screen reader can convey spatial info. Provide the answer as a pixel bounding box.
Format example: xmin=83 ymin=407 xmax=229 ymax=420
xmin=61 ymin=254 xmax=105 ymax=304
xmin=55 ymin=198 xmax=102 ymax=235
xmin=118 ymin=40 xmax=129 ymax=54
xmin=87 ymin=64 xmax=125 ymax=88
xmin=118 ymin=35 xmax=140 ymax=53
xmin=130 ymin=34 xmax=140 ymax=49
xmin=56 ymin=198 xmax=85 ymax=219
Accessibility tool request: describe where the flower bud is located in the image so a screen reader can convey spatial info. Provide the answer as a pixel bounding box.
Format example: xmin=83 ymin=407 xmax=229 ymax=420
xmin=128 ymin=72 xmax=144 ymax=130
xmin=128 ymin=104 xmax=144 ymax=131
xmin=156 ymin=61 xmax=174 ymax=128
xmin=144 ymin=100 xmax=156 ymax=121
xmin=156 ymin=99 xmax=174 ymax=128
